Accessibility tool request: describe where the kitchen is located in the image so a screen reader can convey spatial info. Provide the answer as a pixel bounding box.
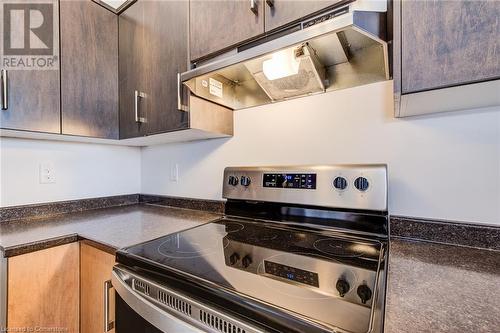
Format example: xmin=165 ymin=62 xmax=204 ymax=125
xmin=0 ymin=0 xmax=499 ymax=332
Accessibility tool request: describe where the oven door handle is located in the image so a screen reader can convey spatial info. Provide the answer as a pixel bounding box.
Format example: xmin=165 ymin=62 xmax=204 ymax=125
xmin=111 ymin=269 xmax=203 ymax=333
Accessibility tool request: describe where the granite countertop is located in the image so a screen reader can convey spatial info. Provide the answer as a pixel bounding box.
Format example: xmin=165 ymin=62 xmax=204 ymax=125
xmin=385 ymin=239 xmax=500 ymax=332
xmin=1 ymin=202 xmax=499 ymax=332
xmin=0 ymin=203 xmax=221 ymax=257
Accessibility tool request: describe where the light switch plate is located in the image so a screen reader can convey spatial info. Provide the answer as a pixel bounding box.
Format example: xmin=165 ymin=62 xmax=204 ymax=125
xmin=39 ymin=162 xmax=56 ymax=184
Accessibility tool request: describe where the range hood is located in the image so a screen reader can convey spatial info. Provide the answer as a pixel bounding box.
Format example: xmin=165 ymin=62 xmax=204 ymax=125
xmin=180 ymin=0 xmax=390 ymax=111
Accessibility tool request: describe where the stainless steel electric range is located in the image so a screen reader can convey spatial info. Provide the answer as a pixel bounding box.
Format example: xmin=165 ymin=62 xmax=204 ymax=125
xmin=112 ymin=165 xmax=389 ymax=333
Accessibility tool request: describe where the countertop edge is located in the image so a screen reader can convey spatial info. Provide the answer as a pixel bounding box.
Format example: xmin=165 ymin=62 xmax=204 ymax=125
xmin=0 ymin=204 xmax=223 ymax=258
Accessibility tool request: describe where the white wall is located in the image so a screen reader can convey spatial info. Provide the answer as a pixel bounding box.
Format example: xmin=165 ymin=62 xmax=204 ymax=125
xmin=141 ymin=81 xmax=500 ymax=225
xmin=0 ymin=138 xmax=141 ymax=207
xmin=1 ymin=81 xmax=498 ymax=224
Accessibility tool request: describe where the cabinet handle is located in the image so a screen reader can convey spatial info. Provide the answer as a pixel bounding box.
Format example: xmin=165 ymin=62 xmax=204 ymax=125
xmin=177 ymin=73 xmax=182 ymax=111
xmin=104 ymin=280 xmax=114 ymax=332
xmin=134 ymin=90 xmax=146 ymax=123
xmin=266 ymin=0 xmax=274 ymax=8
xmin=250 ymin=0 xmax=258 ymax=14
xmin=1 ymin=69 xmax=7 ymax=110
xmin=177 ymin=73 xmax=189 ymax=112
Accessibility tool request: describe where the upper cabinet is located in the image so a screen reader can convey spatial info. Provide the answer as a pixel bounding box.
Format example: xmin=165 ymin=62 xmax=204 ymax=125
xmin=60 ymin=0 xmax=119 ymax=139
xmin=189 ymin=0 xmax=265 ymax=61
xmin=143 ymin=0 xmax=190 ymax=135
xmin=119 ymin=0 xmax=189 ymax=139
xmin=1 ymin=0 xmax=119 ymax=137
xmin=189 ymin=0 xmax=344 ymax=62
xmin=394 ymin=0 xmax=500 ymax=116
xmin=118 ymin=0 xmax=148 ymax=139
xmin=264 ymin=0 xmax=342 ymax=32
xmin=400 ymin=0 xmax=499 ymax=93
xmin=0 ymin=0 xmax=60 ymax=133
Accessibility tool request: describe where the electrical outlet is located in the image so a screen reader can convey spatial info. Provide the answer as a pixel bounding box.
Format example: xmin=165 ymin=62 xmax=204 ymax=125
xmin=39 ymin=162 xmax=56 ymax=184
xmin=170 ymin=163 xmax=179 ymax=182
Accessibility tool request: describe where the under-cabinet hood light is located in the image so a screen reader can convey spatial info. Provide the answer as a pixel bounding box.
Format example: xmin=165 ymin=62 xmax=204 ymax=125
xmin=262 ymin=48 xmax=300 ymax=81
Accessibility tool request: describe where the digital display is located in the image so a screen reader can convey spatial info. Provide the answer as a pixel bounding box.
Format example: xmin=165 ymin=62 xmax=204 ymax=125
xmin=263 ymin=173 xmax=316 ymax=189
xmin=264 ymin=261 xmax=319 ymax=287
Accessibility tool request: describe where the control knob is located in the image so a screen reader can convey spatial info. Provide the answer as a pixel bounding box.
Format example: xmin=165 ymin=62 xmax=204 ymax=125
xmin=229 ymin=253 xmax=240 ymax=266
xmin=228 ymin=176 xmax=239 ymax=186
xmin=242 ymin=255 xmax=252 ymax=268
xmin=333 ymin=177 xmax=348 ymax=190
xmin=336 ymin=279 xmax=350 ymax=297
xmin=357 ymin=284 xmax=372 ymax=304
xmin=354 ymin=177 xmax=369 ymax=191
xmin=240 ymin=176 xmax=251 ymax=187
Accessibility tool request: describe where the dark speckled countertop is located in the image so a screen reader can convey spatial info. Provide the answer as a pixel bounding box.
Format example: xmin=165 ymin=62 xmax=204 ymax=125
xmin=0 ymin=203 xmax=221 ymax=257
xmin=1 ymin=202 xmax=499 ymax=332
xmin=386 ymin=239 xmax=500 ymax=332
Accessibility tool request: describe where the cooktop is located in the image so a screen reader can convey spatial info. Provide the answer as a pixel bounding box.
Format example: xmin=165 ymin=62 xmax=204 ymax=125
xmin=121 ymin=217 xmax=384 ymax=333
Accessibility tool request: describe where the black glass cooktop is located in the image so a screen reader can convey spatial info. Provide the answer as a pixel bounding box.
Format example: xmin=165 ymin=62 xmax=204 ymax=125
xmin=125 ymin=218 xmax=381 ymax=271
xmin=120 ymin=218 xmax=384 ymax=333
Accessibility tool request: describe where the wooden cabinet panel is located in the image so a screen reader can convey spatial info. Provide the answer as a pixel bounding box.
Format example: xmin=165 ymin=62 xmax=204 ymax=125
xmin=264 ymin=0 xmax=342 ymax=32
xmin=189 ymin=0 xmax=265 ymax=61
xmin=120 ymin=0 xmax=189 ymax=138
xmin=119 ymin=0 xmax=148 ymax=139
xmin=7 ymin=243 xmax=79 ymax=332
xmin=144 ymin=0 xmax=189 ymax=134
xmin=401 ymin=0 xmax=500 ymax=93
xmin=60 ymin=0 xmax=119 ymax=139
xmin=0 ymin=0 xmax=60 ymax=133
xmin=80 ymin=242 xmax=115 ymax=333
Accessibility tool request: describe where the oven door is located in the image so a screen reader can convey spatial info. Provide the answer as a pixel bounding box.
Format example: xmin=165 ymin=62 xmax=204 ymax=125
xmin=112 ymin=268 xmax=204 ymax=333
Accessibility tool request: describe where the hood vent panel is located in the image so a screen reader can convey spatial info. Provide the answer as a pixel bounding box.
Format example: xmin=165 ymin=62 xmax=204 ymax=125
xmin=245 ymin=43 xmax=327 ymax=101
xmin=181 ymin=1 xmax=389 ymax=111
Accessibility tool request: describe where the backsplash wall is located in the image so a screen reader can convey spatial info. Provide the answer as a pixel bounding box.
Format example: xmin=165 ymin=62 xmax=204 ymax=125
xmin=0 ymin=138 xmax=141 ymax=207
xmin=141 ymin=81 xmax=500 ymax=225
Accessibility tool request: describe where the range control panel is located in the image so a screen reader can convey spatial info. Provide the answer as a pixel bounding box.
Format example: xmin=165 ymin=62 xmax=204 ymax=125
xmin=223 ymin=165 xmax=388 ymax=211
xmin=264 ymin=261 xmax=319 ymax=287
xmin=223 ymin=239 xmax=377 ymax=307
xmin=263 ymin=173 xmax=316 ymax=189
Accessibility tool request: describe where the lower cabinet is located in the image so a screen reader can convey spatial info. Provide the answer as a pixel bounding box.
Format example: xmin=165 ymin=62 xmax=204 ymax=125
xmin=6 ymin=242 xmax=116 ymax=333
xmin=80 ymin=242 xmax=116 ymax=333
xmin=7 ymin=243 xmax=79 ymax=332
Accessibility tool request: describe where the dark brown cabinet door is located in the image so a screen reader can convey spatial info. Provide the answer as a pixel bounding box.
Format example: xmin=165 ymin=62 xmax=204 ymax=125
xmin=144 ymin=0 xmax=189 ymax=134
xmin=401 ymin=0 xmax=500 ymax=94
xmin=60 ymin=0 xmax=119 ymax=139
xmin=119 ymin=0 xmax=148 ymax=139
xmin=119 ymin=0 xmax=189 ymax=138
xmin=264 ymin=0 xmax=342 ymax=32
xmin=189 ymin=0 xmax=265 ymax=61
xmin=0 ymin=0 xmax=60 ymax=133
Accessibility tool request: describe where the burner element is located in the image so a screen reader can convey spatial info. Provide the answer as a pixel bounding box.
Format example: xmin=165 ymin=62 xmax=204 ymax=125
xmin=157 ymin=232 xmax=229 ymax=259
xmin=224 ymin=221 xmax=278 ymax=242
xmin=313 ymin=239 xmax=365 ymax=258
xmin=224 ymin=222 xmax=245 ymax=233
